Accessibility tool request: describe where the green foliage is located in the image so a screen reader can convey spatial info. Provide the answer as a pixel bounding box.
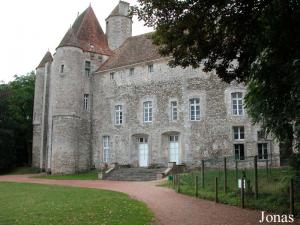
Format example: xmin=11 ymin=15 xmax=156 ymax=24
xmin=169 ymin=168 xmax=299 ymax=214
xmin=134 ymin=0 xmax=300 ymax=154
xmin=0 ymin=182 xmax=153 ymax=225
xmin=0 ymin=72 xmax=35 ymax=171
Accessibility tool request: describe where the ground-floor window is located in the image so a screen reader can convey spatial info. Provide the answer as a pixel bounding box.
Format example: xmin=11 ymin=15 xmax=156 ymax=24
xmin=258 ymin=143 xmax=268 ymax=160
xmin=103 ymin=136 xmax=110 ymax=163
xmin=234 ymin=144 xmax=245 ymax=160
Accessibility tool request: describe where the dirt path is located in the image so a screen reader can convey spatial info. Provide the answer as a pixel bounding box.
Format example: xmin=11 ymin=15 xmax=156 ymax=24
xmin=0 ymin=175 xmax=298 ymax=225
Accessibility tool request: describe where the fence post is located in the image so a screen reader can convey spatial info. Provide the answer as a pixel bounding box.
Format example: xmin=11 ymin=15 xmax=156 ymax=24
xmin=266 ymin=159 xmax=269 ymax=178
xmin=195 ymin=175 xmax=199 ymax=197
xmin=290 ymin=178 xmax=294 ymax=215
xmin=215 ymin=177 xmax=218 ymax=203
xmin=235 ymin=160 xmax=238 ymax=189
xmin=173 ymin=174 xmax=176 ymax=188
xmin=177 ymin=174 xmax=181 ymax=193
xmin=224 ymin=157 xmax=227 ymax=194
xmin=201 ymin=160 xmax=205 ymax=188
xmin=254 ymin=156 xmax=258 ymax=199
xmin=241 ymin=177 xmax=245 ymax=208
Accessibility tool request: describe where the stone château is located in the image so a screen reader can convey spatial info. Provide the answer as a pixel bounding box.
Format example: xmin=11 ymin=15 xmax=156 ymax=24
xmin=32 ymin=1 xmax=279 ymax=174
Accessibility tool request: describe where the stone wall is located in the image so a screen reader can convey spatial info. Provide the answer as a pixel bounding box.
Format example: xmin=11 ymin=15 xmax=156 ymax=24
xmin=92 ymin=58 xmax=279 ymax=168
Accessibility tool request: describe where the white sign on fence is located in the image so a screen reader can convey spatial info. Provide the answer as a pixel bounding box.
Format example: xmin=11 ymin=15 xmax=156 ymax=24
xmin=238 ymin=179 xmax=246 ymax=189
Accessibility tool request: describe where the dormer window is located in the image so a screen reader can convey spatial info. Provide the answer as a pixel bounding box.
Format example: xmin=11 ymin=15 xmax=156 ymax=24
xmin=148 ymin=64 xmax=154 ymax=73
xmin=60 ymin=65 xmax=64 ymax=73
xmin=85 ymin=61 xmax=91 ymax=77
xmin=110 ymin=72 xmax=114 ymax=80
xmin=129 ymin=68 xmax=134 ymax=76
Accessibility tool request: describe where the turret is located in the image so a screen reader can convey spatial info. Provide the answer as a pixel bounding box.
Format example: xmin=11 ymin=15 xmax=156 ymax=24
xmin=32 ymin=51 xmax=52 ymax=169
xmin=48 ymin=6 xmax=111 ymax=174
xmin=106 ymin=1 xmax=132 ymax=50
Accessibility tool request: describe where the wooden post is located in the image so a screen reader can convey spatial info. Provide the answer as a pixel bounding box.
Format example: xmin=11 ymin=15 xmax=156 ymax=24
xmin=201 ymin=160 xmax=205 ymax=188
xmin=266 ymin=159 xmax=269 ymax=178
xmin=195 ymin=175 xmax=199 ymax=197
xmin=254 ymin=156 xmax=258 ymax=199
xmin=173 ymin=174 xmax=176 ymax=188
xmin=215 ymin=177 xmax=218 ymax=203
xmin=290 ymin=178 xmax=294 ymax=215
xmin=177 ymin=174 xmax=181 ymax=193
xmin=241 ymin=177 xmax=245 ymax=208
xmin=235 ymin=160 xmax=238 ymax=189
xmin=224 ymin=157 xmax=227 ymax=194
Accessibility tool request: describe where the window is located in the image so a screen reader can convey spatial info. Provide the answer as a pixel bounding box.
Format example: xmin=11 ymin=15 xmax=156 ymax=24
xmin=233 ymin=126 xmax=245 ymax=140
xmin=85 ymin=61 xmax=91 ymax=77
xmin=170 ymin=101 xmax=178 ymax=121
xmin=258 ymin=143 xmax=268 ymax=160
xmin=90 ymin=53 xmax=95 ymax=60
xmin=189 ymin=98 xmax=200 ymax=121
xmin=148 ymin=64 xmax=154 ymax=73
xmin=143 ymin=101 xmax=153 ymax=123
xmin=110 ymin=72 xmax=114 ymax=80
xmin=98 ymin=55 xmax=103 ymax=62
xmin=115 ymin=105 xmax=123 ymax=125
xmin=231 ymin=92 xmax=244 ymax=115
xmin=234 ymin=144 xmax=245 ymax=160
xmin=83 ymin=94 xmax=90 ymax=112
xmin=103 ymin=136 xmax=110 ymax=163
xmin=60 ymin=64 xmax=64 ymax=73
xmin=129 ymin=68 xmax=134 ymax=76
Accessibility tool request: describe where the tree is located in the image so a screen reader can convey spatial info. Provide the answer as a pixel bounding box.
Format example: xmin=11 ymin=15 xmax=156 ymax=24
xmin=134 ymin=0 xmax=300 ymax=153
xmin=0 ymin=72 xmax=35 ymax=172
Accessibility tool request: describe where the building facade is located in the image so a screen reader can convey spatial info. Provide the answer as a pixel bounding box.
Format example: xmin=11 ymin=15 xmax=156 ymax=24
xmin=32 ymin=1 xmax=279 ymax=174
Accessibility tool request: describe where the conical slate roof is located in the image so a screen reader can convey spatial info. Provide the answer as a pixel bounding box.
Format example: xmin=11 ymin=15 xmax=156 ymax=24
xmin=57 ymin=6 xmax=112 ymax=55
xmin=36 ymin=51 xmax=53 ymax=69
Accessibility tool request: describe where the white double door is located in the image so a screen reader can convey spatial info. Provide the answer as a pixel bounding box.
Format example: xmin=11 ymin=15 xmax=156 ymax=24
xmin=139 ymin=137 xmax=149 ymax=167
xmin=169 ymin=135 xmax=179 ymax=164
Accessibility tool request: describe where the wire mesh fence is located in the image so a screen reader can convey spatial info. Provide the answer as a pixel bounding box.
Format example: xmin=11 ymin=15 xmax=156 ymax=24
xmin=169 ymin=154 xmax=299 ymax=217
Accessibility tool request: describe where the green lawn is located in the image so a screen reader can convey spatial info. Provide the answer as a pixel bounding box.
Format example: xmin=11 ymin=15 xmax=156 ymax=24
xmin=34 ymin=170 xmax=99 ymax=180
xmin=0 ymin=182 xmax=153 ymax=225
xmin=168 ymin=167 xmax=300 ymax=215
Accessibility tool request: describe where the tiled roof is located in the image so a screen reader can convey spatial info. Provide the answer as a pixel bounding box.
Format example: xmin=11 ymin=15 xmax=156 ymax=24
xmin=57 ymin=6 xmax=112 ymax=55
xmin=36 ymin=51 xmax=53 ymax=69
xmin=99 ymin=33 xmax=162 ymax=71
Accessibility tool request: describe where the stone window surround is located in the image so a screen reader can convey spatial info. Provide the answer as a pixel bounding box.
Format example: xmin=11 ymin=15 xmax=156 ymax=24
xmin=231 ymin=92 xmax=244 ymax=116
xmin=139 ymin=97 xmax=156 ymax=124
xmin=143 ymin=101 xmax=153 ymax=123
xmin=233 ymin=126 xmax=245 ymax=140
xmin=189 ymin=98 xmax=201 ymax=121
xmin=111 ymin=101 xmax=126 ymax=126
xmin=169 ymin=98 xmax=179 ymax=122
xmin=114 ymin=104 xmax=123 ymax=125
xmin=184 ymin=91 xmax=206 ymax=122
xmin=224 ymin=87 xmax=246 ymax=117
xmin=102 ymin=135 xmax=110 ymax=163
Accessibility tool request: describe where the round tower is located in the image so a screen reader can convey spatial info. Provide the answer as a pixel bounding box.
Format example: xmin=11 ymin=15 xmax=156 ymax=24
xmin=106 ymin=1 xmax=132 ymax=50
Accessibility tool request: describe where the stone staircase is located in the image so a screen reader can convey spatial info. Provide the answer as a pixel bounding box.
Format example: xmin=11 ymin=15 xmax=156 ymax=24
xmin=105 ymin=167 xmax=167 ymax=181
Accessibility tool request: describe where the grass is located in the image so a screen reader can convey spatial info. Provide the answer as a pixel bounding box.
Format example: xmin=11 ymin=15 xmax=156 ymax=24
xmin=0 ymin=182 xmax=153 ymax=225
xmin=167 ymin=167 xmax=300 ymax=216
xmin=34 ymin=170 xmax=99 ymax=180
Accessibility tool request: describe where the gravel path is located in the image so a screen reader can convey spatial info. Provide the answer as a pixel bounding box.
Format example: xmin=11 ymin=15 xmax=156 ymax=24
xmin=0 ymin=175 xmax=298 ymax=225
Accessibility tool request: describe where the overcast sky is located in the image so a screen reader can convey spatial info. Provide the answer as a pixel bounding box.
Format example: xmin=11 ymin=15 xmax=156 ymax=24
xmin=0 ymin=0 xmax=153 ymax=83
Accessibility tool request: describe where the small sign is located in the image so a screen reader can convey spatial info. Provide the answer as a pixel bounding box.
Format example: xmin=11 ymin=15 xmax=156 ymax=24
xmin=238 ymin=179 xmax=246 ymax=189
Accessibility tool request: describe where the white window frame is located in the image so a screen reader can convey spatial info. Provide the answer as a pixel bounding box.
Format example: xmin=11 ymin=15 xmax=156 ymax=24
xmin=83 ymin=94 xmax=90 ymax=112
xmin=258 ymin=143 xmax=268 ymax=160
xmin=143 ymin=101 xmax=153 ymax=123
xmin=234 ymin=144 xmax=245 ymax=160
xmin=233 ymin=126 xmax=245 ymax=140
xmin=115 ymin=105 xmax=123 ymax=125
xmin=189 ymin=98 xmax=200 ymax=121
xmin=103 ymin=136 xmax=110 ymax=163
xmin=170 ymin=101 xmax=178 ymax=121
xmin=231 ymin=92 xmax=244 ymax=116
